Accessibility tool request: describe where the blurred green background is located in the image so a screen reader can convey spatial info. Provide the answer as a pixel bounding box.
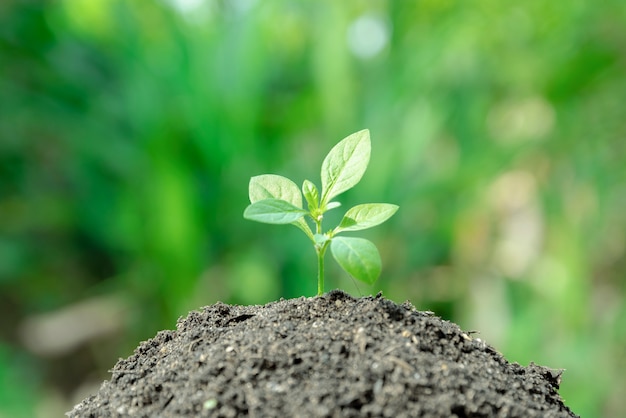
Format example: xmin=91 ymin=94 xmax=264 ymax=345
xmin=1 ymin=0 xmax=625 ymax=416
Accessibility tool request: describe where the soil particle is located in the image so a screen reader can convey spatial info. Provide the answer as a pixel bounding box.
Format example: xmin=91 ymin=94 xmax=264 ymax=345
xmin=68 ymin=290 xmax=578 ymax=417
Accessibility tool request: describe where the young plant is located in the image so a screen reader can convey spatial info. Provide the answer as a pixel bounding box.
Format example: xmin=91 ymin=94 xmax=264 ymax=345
xmin=243 ymin=129 xmax=398 ymax=295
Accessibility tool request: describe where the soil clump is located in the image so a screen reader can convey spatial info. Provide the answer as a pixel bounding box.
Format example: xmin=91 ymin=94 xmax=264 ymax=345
xmin=69 ymin=290 xmax=578 ymax=417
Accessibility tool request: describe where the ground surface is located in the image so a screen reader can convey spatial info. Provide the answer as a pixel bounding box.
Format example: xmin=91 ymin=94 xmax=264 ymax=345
xmin=68 ymin=290 xmax=579 ymax=417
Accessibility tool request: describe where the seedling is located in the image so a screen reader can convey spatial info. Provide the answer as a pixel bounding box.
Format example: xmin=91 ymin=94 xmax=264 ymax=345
xmin=243 ymin=129 xmax=398 ymax=295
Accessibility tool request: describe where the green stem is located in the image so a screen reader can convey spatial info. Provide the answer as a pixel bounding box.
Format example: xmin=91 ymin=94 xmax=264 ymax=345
xmin=316 ymin=242 xmax=329 ymax=296
xmin=314 ymin=214 xmax=328 ymax=296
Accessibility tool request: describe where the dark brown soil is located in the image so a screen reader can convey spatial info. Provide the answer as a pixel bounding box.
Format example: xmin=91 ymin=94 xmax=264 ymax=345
xmin=68 ymin=290 xmax=578 ymax=417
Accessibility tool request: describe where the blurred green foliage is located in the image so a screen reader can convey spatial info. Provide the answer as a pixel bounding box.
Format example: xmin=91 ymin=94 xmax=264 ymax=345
xmin=1 ymin=0 xmax=625 ymax=416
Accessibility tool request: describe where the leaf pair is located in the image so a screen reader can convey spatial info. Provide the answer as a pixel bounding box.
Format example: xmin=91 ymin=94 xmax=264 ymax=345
xmin=244 ymin=129 xmax=398 ymax=294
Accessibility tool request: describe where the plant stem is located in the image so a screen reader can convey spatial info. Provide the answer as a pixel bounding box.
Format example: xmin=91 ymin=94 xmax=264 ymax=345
xmin=313 ymin=214 xmax=328 ymax=296
xmin=316 ymin=243 xmax=329 ymax=296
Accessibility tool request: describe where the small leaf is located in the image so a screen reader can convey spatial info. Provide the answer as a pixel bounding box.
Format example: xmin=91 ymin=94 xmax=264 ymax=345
xmin=302 ymin=180 xmax=319 ymax=211
xmin=337 ymin=203 xmax=399 ymax=232
xmin=325 ymin=201 xmax=342 ymax=211
xmin=314 ymin=233 xmax=329 ymax=245
xmin=320 ymin=130 xmax=371 ymax=206
xmin=249 ymin=175 xmax=302 ymax=208
xmin=330 ymin=237 xmax=381 ymax=285
xmin=244 ymin=199 xmax=307 ymax=224
xmin=248 ymin=175 xmax=313 ymax=238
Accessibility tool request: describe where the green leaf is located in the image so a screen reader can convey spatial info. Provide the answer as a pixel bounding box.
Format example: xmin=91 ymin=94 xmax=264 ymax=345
xmin=337 ymin=203 xmax=399 ymax=232
xmin=320 ymin=129 xmax=371 ymax=206
xmin=330 ymin=236 xmax=381 ymax=285
xmin=249 ymin=175 xmax=302 ymax=208
xmin=247 ymin=175 xmax=313 ymax=240
xmin=325 ymin=201 xmax=342 ymax=211
xmin=314 ymin=233 xmax=329 ymax=245
xmin=244 ymin=198 xmax=307 ymax=224
xmin=302 ymin=180 xmax=319 ymax=211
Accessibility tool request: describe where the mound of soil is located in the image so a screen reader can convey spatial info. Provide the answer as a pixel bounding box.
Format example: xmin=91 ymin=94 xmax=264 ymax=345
xmin=68 ymin=290 xmax=578 ymax=417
